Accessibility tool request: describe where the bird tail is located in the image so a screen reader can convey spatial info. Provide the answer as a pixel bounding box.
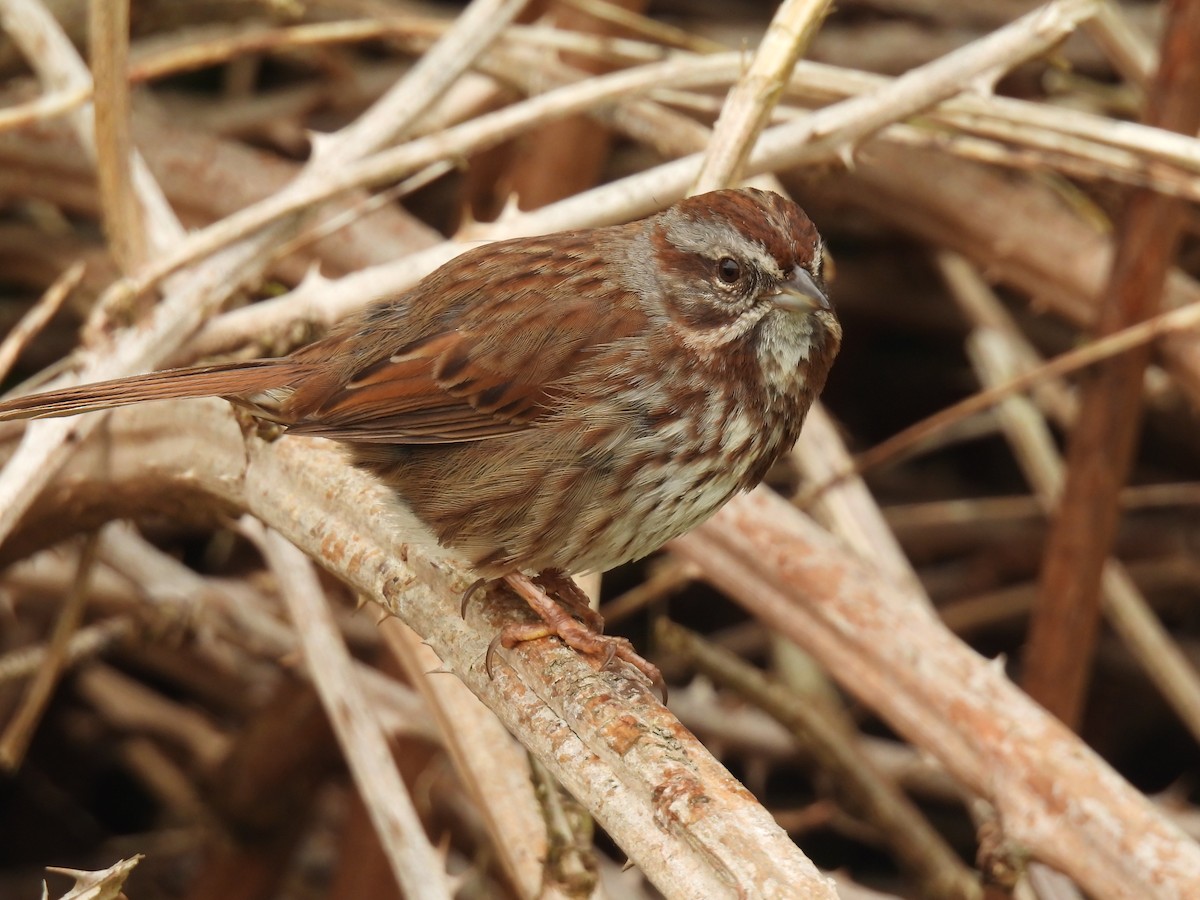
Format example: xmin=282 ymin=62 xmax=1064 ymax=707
xmin=0 ymin=359 xmax=302 ymax=422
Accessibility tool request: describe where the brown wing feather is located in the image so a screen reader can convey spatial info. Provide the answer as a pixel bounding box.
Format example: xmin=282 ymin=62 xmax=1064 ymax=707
xmin=283 ymin=232 xmax=647 ymax=444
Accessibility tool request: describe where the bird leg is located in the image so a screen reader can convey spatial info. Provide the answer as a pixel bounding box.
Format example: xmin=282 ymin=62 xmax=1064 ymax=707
xmin=460 ymin=570 xmax=600 ymax=632
xmin=529 ymin=569 xmax=605 ymax=633
xmin=488 ymin=570 xmax=664 ymax=696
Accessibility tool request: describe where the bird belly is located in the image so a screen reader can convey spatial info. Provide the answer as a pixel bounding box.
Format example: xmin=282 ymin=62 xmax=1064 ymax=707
xmin=537 ymin=401 xmax=776 ymax=575
xmin=353 ymin=400 xmax=787 ymax=578
xmin=557 ymin=459 xmax=742 ymax=575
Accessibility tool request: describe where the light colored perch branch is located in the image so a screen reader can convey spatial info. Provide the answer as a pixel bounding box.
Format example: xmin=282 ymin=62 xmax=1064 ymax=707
xmin=10 ymin=400 xmax=835 ymax=900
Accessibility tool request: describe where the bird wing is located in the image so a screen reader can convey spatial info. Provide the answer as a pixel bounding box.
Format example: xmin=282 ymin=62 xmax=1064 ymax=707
xmin=286 ymin=288 xmax=642 ymax=445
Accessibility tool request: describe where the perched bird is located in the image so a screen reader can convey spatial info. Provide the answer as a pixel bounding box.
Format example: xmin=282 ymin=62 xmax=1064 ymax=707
xmin=0 ymin=188 xmax=840 ymax=686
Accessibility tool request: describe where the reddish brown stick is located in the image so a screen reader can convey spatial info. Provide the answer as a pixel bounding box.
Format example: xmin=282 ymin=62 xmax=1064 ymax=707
xmin=1022 ymin=0 xmax=1200 ymax=727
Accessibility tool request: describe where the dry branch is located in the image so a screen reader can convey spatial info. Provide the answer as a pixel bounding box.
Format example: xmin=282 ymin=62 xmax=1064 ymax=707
xmin=0 ymin=399 xmax=836 ymax=898
xmin=670 ymin=490 xmax=1200 ymax=900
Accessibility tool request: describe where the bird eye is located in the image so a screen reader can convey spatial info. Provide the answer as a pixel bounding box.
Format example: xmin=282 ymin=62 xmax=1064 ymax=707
xmin=717 ymin=257 xmax=742 ymax=284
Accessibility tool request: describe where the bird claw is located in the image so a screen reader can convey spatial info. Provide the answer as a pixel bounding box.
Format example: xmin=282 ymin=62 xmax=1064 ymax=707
xmin=460 ymin=577 xmax=491 ymax=619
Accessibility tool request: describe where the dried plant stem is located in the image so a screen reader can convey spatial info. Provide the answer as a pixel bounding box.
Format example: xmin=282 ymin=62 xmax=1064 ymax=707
xmin=0 ymin=616 xmax=134 ymax=684
xmin=89 ymin=0 xmax=145 ymax=272
xmin=527 ymin=755 xmax=598 ymax=896
xmin=1083 ymin=0 xmax=1157 ymax=86
xmin=663 ymin=82 xmax=1200 ymax=203
xmin=1024 ymin=0 xmax=1200 ymax=727
xmin=128 ymin=18 xmax=669 ymax=84
xmin=691 ymin=0 xmax=832 ymax=193
xmin=76 ymin=663 xmax=229 ymax=771
xmin=242 ymin=519 xmax=454 ymax=900
xmin=0 ymin=84 xmax=90 ymax=131
xmin=793 ymin=403 xmax=925 ymax=597
xmin=561 ymin=0 xmax=724 ymax=53
xmin=0 ymin=0 xmax=182 ymax=244
xmin=840 ymin=296 xmax=1200 ymax=489
xmin=600 ymin=557 xmax=696 ymax=625
xmin=493 ymin=0 xmax=650 ymax=211
xmin=314 ymin=0 xmax=529 ymax=164
xmin=87 ymin=524 xmax=440 ymax=744
xmin=186 ymin=0 xmax=1104 ymax=364
xmin=764 ymin=57 xmax=1191 ymax=178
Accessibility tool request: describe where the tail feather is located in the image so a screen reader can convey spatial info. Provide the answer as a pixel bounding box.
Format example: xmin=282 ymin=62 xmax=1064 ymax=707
xmin=0 ymin=359 xmax=300 ymax=422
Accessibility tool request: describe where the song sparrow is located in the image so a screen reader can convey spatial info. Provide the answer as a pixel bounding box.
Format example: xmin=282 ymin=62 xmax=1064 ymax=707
xmin=0 ymin=188 xmax=840 ymax=686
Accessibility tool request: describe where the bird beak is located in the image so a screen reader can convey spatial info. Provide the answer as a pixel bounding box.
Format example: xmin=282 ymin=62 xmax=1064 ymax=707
xmin=771 ymin=266 xmax=831 ymax=313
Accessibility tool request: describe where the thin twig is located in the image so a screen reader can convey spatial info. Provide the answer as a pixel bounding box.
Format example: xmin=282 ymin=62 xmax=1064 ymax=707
xmin=560 ymin=0 xmax=725 ymax=53
xmin=600 ymin=557 xmax=696 ymax=625
xmin=793 ymin=403 xmax=927 ymax=597
xmin=128 ymin=18 xmax=669 ymax=84
xmin=0 ymin=262 xmax=83 ymax=386
xmin=75 ymin=663 xmax=230 ymax=771
xmin=313 ymin=0 xmax=530 ymax=165
xmin=0 ymin=616 xmax=133 ymax=685
xmin=379 ymin=620 xmax=554 ymax=900
xmin=1083 ymin=0 xmax=1157 ymax=87
xmin=0 ymin=533 xmax=98 ymax=771
xmin=0 ymin=84 xmax=91 ymax=131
